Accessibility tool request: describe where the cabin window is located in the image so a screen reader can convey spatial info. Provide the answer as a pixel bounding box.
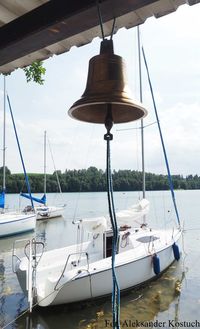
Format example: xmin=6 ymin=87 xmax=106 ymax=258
xmin=106 ymin=235 xmax=113 ymax=257
xmin=104 ymin=231 xmax=119 ymax=258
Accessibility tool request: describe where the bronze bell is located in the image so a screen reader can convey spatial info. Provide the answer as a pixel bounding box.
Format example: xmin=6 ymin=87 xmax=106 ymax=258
xmin=68 ymin=39 xmax=147 ymax=124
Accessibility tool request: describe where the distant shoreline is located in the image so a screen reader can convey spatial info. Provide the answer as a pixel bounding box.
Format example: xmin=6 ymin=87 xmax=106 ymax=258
xmin=1 ymin=166 xmax=199 ymax=193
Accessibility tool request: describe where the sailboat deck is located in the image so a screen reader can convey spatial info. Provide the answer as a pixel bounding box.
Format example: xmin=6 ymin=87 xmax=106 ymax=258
xmin=29 ymin=227 xmax=181 ymax=283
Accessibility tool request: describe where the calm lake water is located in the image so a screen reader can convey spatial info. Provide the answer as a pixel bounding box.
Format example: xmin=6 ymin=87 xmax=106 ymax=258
xmin=0 ymin=190 xmax=200 ymax=329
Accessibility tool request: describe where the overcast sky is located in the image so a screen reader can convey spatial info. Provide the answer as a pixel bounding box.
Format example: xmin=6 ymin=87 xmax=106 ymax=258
xmin=0 ymin=3 xmax=200 ymax=176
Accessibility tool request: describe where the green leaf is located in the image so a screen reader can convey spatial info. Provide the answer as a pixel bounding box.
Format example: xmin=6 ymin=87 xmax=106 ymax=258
xmin=23 ymin=61 xmax=46 ymax=84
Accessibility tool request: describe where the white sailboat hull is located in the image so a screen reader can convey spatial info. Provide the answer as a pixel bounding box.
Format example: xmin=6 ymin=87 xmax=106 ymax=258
xmin=15 ymin=227 xmax=182 ymax=307
xmin=36 ymin=205 xmax=65 ymax=220
xmin=44 ymin=242 xmax=179 ymax=306
xmin=0 ymin=212 xmax=36 ymax=238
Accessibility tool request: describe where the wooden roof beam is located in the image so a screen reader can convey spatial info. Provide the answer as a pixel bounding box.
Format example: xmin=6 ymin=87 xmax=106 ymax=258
xmin=0 ymin=0 xmax=159 ymax=66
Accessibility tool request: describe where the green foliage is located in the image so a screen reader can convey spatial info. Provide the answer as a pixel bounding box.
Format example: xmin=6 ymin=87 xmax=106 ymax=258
xmin=0 ymin=166 xmax=200 ymax=193
xmin=23 ymin=61 xmax=46 ymax=85
xmin=0 ymin=166 xmax=11 ymax=175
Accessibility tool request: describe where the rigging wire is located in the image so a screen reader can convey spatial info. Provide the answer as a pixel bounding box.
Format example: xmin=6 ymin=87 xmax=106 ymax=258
xmin=141 ymin=45 xmax=181 ymax=227
xmin=71 ymin=124 xmax=96 ymax=222
xmin=137 ymin=26 xmax=145 ymax=201
xmin=96 ymin=0 xmax=105 ymax=40
xmin=96 ymin=0 xmax=116 ymax=41
xmin=47 ymin=136 xmax=62 ymax=195
xmin=110 ymin=17 xmax=116 ymax=40
xmin=6 ymin=94 xmax=34 ymax=209
xmin=116 ymin=120 xmax=157 ymax=131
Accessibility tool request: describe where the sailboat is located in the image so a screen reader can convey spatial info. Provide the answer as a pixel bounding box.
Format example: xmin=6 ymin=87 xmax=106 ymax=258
xmin=0 ymin=77 xmax=36 ymax=238
xmin=12 ymin=32 xmax=182 ymax=311
xmin=12 ymin=207 xmax=181 ymax=308
xmin=21 ymin=131 xmax=65 ymax=220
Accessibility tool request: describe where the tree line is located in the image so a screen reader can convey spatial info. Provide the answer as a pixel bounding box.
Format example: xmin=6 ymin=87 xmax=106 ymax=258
xmin=0 ymin=166 xmax=200 ymax=193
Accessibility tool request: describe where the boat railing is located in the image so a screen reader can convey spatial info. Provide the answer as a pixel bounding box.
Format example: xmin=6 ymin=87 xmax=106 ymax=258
xmin=24 ymin=239 xmax=45 ymax=264
xmin=54 ymin=251 xmax=89 ymax=291
xmin=12 ymin=238 xmax=31 ymax=273
xmin=12 ymin=238 xmax=45 ymax=272
xmin=25 ymin=238 xmax=45 ymax=312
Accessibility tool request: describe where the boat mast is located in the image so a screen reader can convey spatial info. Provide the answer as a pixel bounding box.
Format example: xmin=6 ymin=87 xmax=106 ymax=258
xmin=47 ymin=137 xmax=62 ymax=195
xmin=137 ymin=26 xmax=145 ymax=199
xmin=7 ymin=95 xmax=34 ymax=209
xmin=3 ymin=76 xmax=6 ymax=207
xmin=44 ymin=131 xmax=47 ymax=201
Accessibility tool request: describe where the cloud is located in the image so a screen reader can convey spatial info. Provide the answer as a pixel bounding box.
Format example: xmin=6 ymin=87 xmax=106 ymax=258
xmin=1 ymin=4 xmax=199 ymax=176
xmin=143 ymin=102 xmax=200 ymax=175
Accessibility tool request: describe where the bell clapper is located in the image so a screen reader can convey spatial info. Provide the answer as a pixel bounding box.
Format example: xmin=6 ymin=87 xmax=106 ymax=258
xmin=104 ymin=104 xmax=113 ymax=141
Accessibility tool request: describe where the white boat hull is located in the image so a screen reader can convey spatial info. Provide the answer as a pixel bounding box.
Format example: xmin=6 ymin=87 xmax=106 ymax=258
xmin=0 ymin=212 xmax=36 ymax=238
xmin=41 ymin=250 xmax=177 ymax=306
xmin=40 ymin=236 xmax=181 ymax=306
xmin=36 ymin=205 xmax=64 ymax=220
xmin=14 ymin=227 xmax=182 ymax=307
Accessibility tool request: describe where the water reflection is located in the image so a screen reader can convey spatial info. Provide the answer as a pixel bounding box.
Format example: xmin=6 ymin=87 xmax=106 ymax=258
xmin=0 ymin=232 xmax=33 ymax=329
xmin=0 ymin=232 xmax=35 ymax=254
xmin=15 ymin=262 xmax=185 ymax=329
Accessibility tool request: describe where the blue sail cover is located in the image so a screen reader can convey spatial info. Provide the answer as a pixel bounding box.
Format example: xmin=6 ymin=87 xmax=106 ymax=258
xmin=20 ymin=193 xmax=46 ymax=205
xmin=0 ymin=191 xmax=5 ymax=208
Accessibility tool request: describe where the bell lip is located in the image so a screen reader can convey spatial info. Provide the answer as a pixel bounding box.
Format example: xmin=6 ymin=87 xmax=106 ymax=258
xmin=68 ymin=101 xmax=148 ymax=124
